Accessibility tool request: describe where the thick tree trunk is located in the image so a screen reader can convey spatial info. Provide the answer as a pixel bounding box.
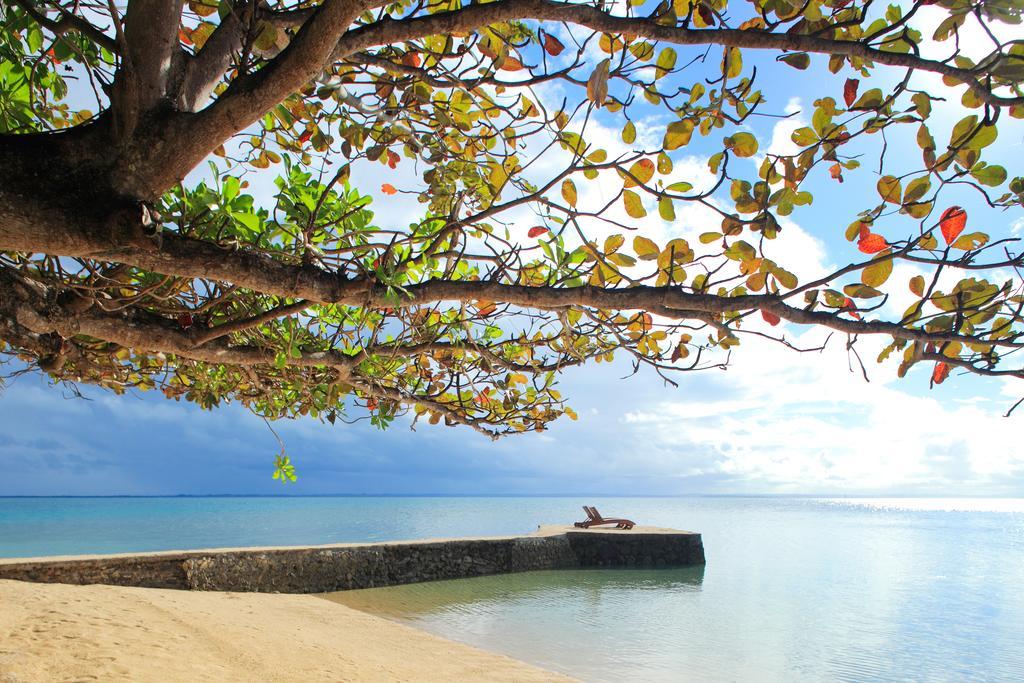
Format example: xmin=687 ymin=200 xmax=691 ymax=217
xmin=0 ymin=124 xmax=125 ymax=252
xmin=0 ymin=107 xmax=210 ymax=260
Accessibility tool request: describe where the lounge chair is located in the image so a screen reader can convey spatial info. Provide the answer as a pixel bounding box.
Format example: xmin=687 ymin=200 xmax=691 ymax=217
xmin=573 ymin=505 xmax=636 ymax=530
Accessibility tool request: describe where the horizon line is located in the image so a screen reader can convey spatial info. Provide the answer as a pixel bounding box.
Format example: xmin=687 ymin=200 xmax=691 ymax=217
xmin=2 ymin=493 xmax=1022 ymax=499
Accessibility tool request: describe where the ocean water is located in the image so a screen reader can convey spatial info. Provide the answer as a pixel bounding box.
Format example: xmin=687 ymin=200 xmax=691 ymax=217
xmin=2 ymin=496 xmax=1023 ymax=681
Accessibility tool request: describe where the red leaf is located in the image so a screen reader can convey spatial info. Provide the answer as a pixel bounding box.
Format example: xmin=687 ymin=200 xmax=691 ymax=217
xmin=500 ymin=55 xmax=524 ymax=72
xmin=829 ymin=163 xmax=843 ymax=183
xmin=931 ymin=361 xmax=950 ymax=385
xmin=381 ymin=183 xmax=397 ymax=196
xmin=177 ymin=29 xmax=193 ymax=46
xmin=842 ymin=297 xmax=862 ymax=320
xmin=528 ymin=226 xmax=549 ymax=238
xmin=177 ymin=312 xmax=193 ymax=329
xmin=477 ymin=302 xmax=497 ymax=317
xmin=939 ymin=206 xmax=966 ymax=245
xmin=401 ymin=52 xmax=421 ymax=68
xmin=844 ymin=78 xmax=859 ymax=107
xmin=366 ymin=398 xmax=378 ymax=411
xmin=386 ymin=150 xmax=400 ymax=169
xmin=542 ymin=33 xmax=565 ymax=57
xmin=696 ymin=3 xmax=715 ymax=25
xmin=298 ymin=129 xmax=312 ymax=143
xmin=761 ymin=309 xmax=781 ymax=326
xmin=858 ymin=232 xmax=888 ymax=254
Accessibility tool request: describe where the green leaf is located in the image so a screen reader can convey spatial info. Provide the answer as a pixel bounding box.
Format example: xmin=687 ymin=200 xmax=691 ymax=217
xmin=791 ymin=127 xmax=818 ymax=147
xmin=727 ymin=132 xmax=758 ymax=157
xmin=774 ymin=268 xmax=798 ymax=289
xmin=877 ymin=175 xmax=902 ymax=204
xmin=971 ymin=163 xmax=1007 ymax=187
xmin=844 ymin=284 xmax=883 ymax=299
xmin=253 ymin=22 xmax=279 ymax=52
xmin=950 ymin=115 xmax=978 ymax=147
xmin=725 ymin=240 xmax=756 ymax=261
xmin=913 ymin=92 xmax=932 ymax=118
xmin=779 ymin=53 xmax=810 ymax=70
xmin=851 ymin=88 xmax=883 ymax=110
xmin=622 ymin=121 xmax=636 ymax=144
xmin=862 ymin=250 xmax=893 ymax=287
xmin=664 ymin=120 xmax=694 ymax=150
xmin=903 ymin=176 xmax=931 ymax=203
xmin=656 ymin=47 xmax=677 ymax=77
xmin=657 ymin=152 xmax=673 ymax=174
xmin=658 ymin=196 xmax=676 ymax=221
xmin=666 ymin=181 xmax=694 ymax=193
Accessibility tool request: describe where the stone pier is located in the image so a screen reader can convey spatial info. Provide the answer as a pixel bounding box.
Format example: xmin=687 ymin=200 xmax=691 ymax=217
xmin=0 ymin=525 xmax=704 ymax=593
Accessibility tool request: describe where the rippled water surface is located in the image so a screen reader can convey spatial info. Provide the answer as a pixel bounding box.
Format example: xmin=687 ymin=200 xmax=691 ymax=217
xmin=3 ymin=496 xmax=1023 ymax=681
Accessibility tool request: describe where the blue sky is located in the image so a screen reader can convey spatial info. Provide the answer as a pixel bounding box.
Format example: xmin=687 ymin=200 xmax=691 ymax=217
xmin=2 ymin=5 xmax=1024 ymax=496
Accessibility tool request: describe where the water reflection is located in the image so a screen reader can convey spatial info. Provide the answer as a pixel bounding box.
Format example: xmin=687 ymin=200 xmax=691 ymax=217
xmin=324 ymin=566 xmax=705 ymax=619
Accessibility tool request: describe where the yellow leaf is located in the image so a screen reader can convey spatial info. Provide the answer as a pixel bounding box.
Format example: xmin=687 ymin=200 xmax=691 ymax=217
xmin=634 ymin=236 xmax=660 ymax=260
xmin=877 ymin=176 xmax=902 ymax=204
xmin=561 ymin=179 xmax=578 ymax=207
xmin=623 ymin=190 xmax=646 ymax=218
xmin=623 ymin=158 xmax=655 ymax=187
xmin=664 ymin=120 xmax=694 ymax=150
xmin=727 ymin=132 xmax=758 ymax=157
xmin=862 ymin=250 xmax=893 ymax=287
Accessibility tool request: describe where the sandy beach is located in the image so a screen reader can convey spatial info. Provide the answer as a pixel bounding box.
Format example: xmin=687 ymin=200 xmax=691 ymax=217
xmin=0 ymin=579 xmax=571 ymax=682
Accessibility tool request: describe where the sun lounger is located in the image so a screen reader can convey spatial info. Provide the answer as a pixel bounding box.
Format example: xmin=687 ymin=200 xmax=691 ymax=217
xmin=573 ymin=505 xmax=636 ymax=530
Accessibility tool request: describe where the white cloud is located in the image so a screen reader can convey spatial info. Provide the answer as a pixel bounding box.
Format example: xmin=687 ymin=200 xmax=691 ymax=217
xmin=619 ymin=328 xmax=1024 ymax=493
xmin=759 ymin=97 xmax=806 ymax=161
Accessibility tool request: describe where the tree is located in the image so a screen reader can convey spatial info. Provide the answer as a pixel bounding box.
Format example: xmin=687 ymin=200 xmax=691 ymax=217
xmin=1 ymin=0 xmax=1023 ymax=447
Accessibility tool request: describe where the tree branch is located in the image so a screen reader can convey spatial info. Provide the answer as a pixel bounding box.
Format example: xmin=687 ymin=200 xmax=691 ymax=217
xmin=192 ymin=298 xmax=310 ymax=345
xmin=108 ymin=0 xmax=187 ymax=139
xmin=356 ymin=340 xmax=588 ymax=373
xmin=0 ymin=268 xmax=356 ymax=370
xmin=183 ymin=0 xmax=366 ymax=160
xmin=178 ymin=0 xmax=256 ymax=111
xmin=334 ymin=0 xmax=1023 ymax=107
xmin=12 ymin=0 xmax=119 ymax=54
xmin=2 ymin=216 xmax=1017 ymax=353
xmin=348 ymin=376 xmax=502 ymax=440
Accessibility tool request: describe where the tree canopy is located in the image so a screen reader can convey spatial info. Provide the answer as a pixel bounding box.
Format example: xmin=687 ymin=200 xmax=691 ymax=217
xmin=1 ymin=0 xmax=1023 ymax=457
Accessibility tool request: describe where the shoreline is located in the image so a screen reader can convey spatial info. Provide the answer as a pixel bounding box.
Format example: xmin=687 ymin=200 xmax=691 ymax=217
xmin=0 ymin=578 xmax=574 ymax=681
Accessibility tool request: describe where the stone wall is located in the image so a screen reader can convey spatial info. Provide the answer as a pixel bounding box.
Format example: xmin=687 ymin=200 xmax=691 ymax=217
xmin=0 ymin=528 xmax=704 ymax=593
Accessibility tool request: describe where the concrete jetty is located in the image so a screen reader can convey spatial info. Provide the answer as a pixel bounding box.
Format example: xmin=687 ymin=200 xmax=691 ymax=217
xmin=0 ymin=524 xmax=705 ymax=593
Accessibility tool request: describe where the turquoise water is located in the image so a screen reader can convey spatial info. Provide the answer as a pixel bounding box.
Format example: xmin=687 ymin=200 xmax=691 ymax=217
xmin=2 ymin=497 xmax=1023 ymax=681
